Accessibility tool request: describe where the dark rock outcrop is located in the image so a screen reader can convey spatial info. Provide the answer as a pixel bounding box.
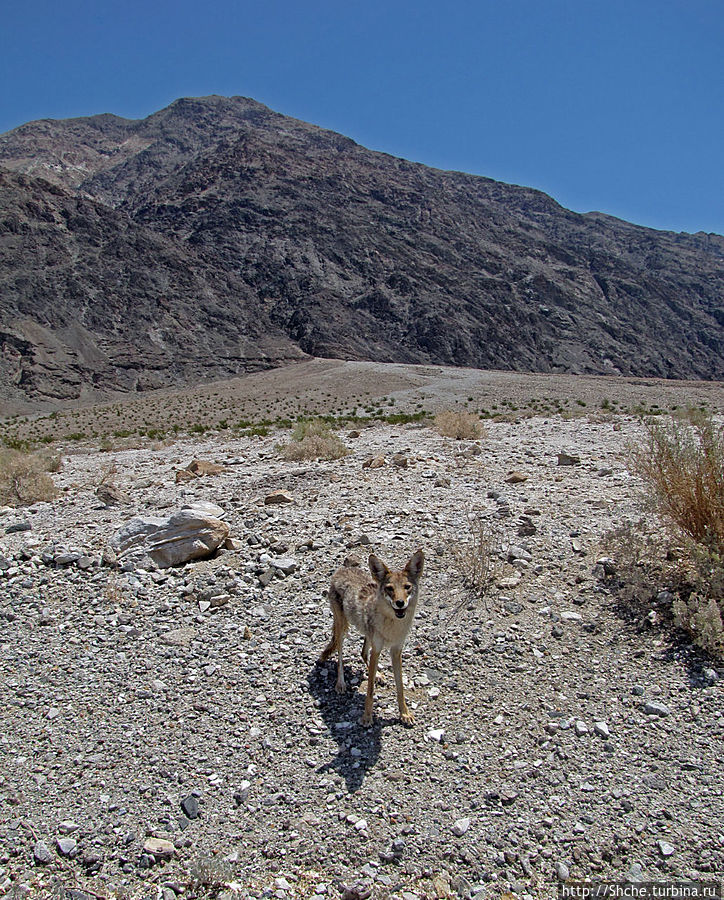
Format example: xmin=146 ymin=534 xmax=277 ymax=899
xmin=1 ymin=94 xmax=722 ymax=404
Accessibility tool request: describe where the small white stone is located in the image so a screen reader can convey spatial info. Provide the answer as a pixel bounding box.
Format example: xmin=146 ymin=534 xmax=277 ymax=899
xmin=452 ymin=817 xmax=471 ymax=836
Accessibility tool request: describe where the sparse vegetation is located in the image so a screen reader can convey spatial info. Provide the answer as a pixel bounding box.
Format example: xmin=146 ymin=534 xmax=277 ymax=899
xmin=0 ymin=448 xmax=60 ymax=506
xmin=450 ymin=509 xmax=506 ymax=613
xmin=188 ymin=855 xmax=235 ymax=897
xmin=630 ymin=415 xmax=724 ymax=554
xmin=606 ymin=414 xmax=724 ymax=655
xmin=434 ymin=409 xmax=484 ymax=440
xmin=279 ymin=418 xmax=350 ymax=461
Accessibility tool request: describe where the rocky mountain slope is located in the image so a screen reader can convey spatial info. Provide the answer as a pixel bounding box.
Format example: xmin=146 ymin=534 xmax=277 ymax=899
xmin=1 ymin=95 xmax=724 ymax=405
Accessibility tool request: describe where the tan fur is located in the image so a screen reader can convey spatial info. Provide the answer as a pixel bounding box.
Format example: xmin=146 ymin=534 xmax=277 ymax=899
xmin=320 ymin=549 xmax=424 ymax=727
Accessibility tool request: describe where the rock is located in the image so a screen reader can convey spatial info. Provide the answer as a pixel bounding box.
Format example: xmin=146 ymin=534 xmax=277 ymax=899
xmin=498 ymin=574 xmax=521 ymax=588
xmin=56 ymin=837 xmax=78 ymax=858
xmin=95 ymin=483 xmax=130 ymax=506
xmin=557 ymin=452 xmax=581 ymax=466
xmin=111 ymin=502 xmax=230 ymax=568
xmin=391 ymin=453 xmax=409 ymax=468
xmin=452 ymin=817 xmax=470 ymax=836
xmin=264 ymin=490 xmax=294 ymax=505
xmin=272 ymin=556 xmax=298 ymax=575
xmin=517 ymin=515 xmax=537 ymax=536
xmin=627 ymin=863 xmax=644 ymax=883
xmin=161 ymin=627 xmax=196 ymax=647
xmin=432 ymin=873 xmax=451 ymax=896
xmin=561 ymin=611 xmax=582 ymax=622
xmin=143 ymin=837 xmax=175 ymax=860
xmin=644 ymin=700 xmax=671 ymax=717
xmin=234 ymin=780 xmax=252 ymax=805
xmin=258 ymin=568 xmax=275 ymax=587
xmin=505 ymin=471 xmax=528 ymax=484
xmin=555 ymin=861 xmax=570 ymax=881
xmin=574 ymin=720 xmax=588 ymax=736
xmin=181 ymin=795 xmax=199 ymax=819
xmin=33 ymin=840 xmax=53 ymax=865
xmin=703 ymin=668 xmax=719 ymax=684
xmin=596 ymin=556 xmax=617 ymax=577
xmin=657 ymin=840 xmax=675 ymax=857
xmin=594 ymin=721 xmax=610 ymax=739
xmin=362 ymin=455 xmax=386 ymax=469
xmin=185 ymin=458 xmax=227 ymax=476
xmin=6 ymin=521 xmax=32 ymax=534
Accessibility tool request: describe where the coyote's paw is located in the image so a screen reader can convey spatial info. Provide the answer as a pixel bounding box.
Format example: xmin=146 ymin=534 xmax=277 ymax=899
xmin=400 ymin=710 xmax=416 ymax=727
xmin=360 ymin=711 xmax=375 ymax=728
xmin=334 ymin=681 xmax=347 ymax=695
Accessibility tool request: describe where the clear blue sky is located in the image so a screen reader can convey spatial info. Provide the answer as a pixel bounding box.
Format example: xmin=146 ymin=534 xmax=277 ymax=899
xmin=2 ymin=0 xmax=723 ymax=235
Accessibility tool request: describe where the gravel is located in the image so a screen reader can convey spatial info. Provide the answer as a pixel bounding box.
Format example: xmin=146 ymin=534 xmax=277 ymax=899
xmin=0 ymin=416 xmax=722 ymax=898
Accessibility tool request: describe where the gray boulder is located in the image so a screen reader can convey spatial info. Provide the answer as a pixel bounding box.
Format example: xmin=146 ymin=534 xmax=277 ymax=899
xmin=111 ymin=502 xmax=229 ymax=568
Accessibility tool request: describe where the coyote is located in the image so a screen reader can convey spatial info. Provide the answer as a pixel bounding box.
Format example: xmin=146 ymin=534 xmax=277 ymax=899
xmin=320 ymin=550 xmax=424 ymax=727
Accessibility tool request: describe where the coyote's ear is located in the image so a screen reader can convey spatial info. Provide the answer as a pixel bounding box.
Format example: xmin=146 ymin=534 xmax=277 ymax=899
xmin=405 ymin=549 xmax=425 ymax=580
xmin=369 ymin=554 xmax=389 ymax=584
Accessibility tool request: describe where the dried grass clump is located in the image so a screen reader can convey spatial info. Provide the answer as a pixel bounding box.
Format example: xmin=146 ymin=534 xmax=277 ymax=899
xmin=279 ymin=419 xmax=349 ymax=461
xmin=0 ymin=448 xmax=60 ymax=506
xmin=434 ymin=409 xmax=484 ymax=440
xmin=630 ymin=415 xmax=724 ymax=554
xmin=603 ymin=415 xmax=724 ymax=656
xmin=450 ymin=510 xmax=506 ymax=611
xmin=673 ymin=591 xmax=724 ymax=657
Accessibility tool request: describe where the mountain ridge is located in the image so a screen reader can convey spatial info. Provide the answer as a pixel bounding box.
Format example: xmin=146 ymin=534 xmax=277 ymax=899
xmin=1 ymin=94 xmax=723 ymax=406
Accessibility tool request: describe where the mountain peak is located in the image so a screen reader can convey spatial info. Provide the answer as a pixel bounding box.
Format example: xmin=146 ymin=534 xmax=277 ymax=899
xmin=1 ymin=95 xmax=722 ymax=406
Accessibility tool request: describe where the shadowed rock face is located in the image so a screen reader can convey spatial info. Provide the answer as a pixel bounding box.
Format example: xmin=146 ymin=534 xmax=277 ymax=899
xmin=1 ymin=94 xmax=723 ymax=404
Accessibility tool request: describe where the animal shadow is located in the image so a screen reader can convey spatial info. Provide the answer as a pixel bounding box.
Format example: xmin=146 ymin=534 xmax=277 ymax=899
xmin=307 ymin=657 xmax=386 ymax=793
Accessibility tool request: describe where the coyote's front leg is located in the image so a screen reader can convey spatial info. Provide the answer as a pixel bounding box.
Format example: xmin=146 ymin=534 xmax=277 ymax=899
xmin=391 ymin=647 xmax=414 ymax=726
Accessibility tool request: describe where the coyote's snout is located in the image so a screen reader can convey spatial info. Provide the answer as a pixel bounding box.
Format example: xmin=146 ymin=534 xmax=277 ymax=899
xmin=319 ymin=549 xmax=424 ymax=727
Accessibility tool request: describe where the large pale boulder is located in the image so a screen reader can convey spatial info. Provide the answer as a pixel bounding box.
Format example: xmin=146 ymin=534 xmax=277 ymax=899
xmin=111 ymin=502 xmax=229 ymax=568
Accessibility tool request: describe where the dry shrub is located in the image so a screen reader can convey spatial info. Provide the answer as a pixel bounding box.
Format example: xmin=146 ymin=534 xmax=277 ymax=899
xmin=434 ymin=409 xmax=484 ymax=440
xmin=630 ymin=415 xmax=724 ymax=554
xmin=604 ymin=414 xmax=724 ymax=658
xmin=673 ymin=591 xmax=724 ymax=657
xmin=604 ymin=521 xmax=724 ymax=657
xmin=279 ymin=419 xmax=349 ymax=461
xmin=450 ymin=509 xmax=506 ymax=609
xmin=627 ymin=415 xmax=724 ymax=655
xmin=0 ymin=448 xmax=60 ymax=506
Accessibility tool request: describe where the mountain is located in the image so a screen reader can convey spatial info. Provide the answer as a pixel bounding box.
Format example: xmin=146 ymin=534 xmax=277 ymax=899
xmin=1 ymin=94 xmax=723 ymax=406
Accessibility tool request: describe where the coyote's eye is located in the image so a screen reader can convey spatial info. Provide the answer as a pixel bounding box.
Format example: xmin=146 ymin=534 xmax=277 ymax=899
xmin=404 ymin=582 xmax=412 ymax=592
xmin=385 ymin=585 xmax=395 ymax=597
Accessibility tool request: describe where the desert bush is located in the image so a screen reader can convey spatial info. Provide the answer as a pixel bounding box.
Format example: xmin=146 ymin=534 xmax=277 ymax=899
xmin=449 ymin=509 xmax=506 ymax=613
xmin=0 ymin=448 xmax=60 ymax=506
xmin=630 ymin=415 xmax=724 ymax=554
xmin=434 ymin=409 xmax=484 ymax=440
xmin=603 ymin=520 xmax=724 ymax=656
xmin=604 ymin=415 xmax=724 ymax=656
xmin=673 ymin=589 xmax=724 ymax=656
xmin=279 ymin=419 xmax=349 ymax=461
xmin=189 ymin=854 xmax=234 ymax=897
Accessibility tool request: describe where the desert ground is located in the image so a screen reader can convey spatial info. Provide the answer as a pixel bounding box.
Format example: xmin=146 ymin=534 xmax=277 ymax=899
xmin=0 ymin=361 xmax=722 ymax=900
